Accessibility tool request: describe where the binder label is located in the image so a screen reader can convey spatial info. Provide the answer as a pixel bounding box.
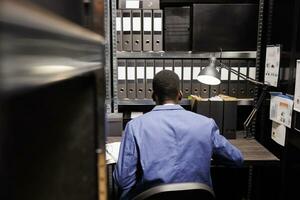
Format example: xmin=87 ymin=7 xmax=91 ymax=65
xmin=123 ymin=17 xmax=131 ymax=31
xmin=155 ymin=67 xmax=163 ymax=74
xmin=126 ymin=0 xmax=139 ymax=8
xmin=249 ymin=67 xmax=256 ymax=79
xmin=116 ymin=17 xmax=121 ymax=31
xmin=133 ymin=17 xmax=141 ymax=31
xmin=193 ymin=67 xmax=200 ymax=80
xmin=165 ymin=67 xmax=172 ymax=71
xmin=221 ymin=68 xmax=228 ymax=80
xmin=146 ymin=67 xmax=154 ymax=79
xmin=239 ymin=67 xmax=247 ymax=80
xmin=183 ymin=67 xmax=192 ymax=80
xmin=230 ymin=67 xmax=238 ymax=80
xmin=118 ymin=67 xmax=126 ymax=80
xmin=144 ymin=17 xmax=152 ymax=31
xmin=154 ymin=17 xmax=162 ymax=31
xmin=127 ymin=67 xmax=135 ymax=80
xmin=174 ymin=67 xmax=182 ymax=80
xmin=137 ymin=67 xmax=145 ymax=79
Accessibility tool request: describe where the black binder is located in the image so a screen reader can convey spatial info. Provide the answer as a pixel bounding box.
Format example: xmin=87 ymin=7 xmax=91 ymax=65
xmin=132 ymin=10 xmax=142 ymax=52
xmin=126 ymin=59 xmax=136 ymax=99
xmin=219 ymin=59 xmax=229 ymax=95
xmin=174 ymin=59 xmax=183 ymax=91
xmin=229 ymin=60 xmax=239 ymax=97
xmin=210 ymin=100 xmax=224 ymax=131
xmin=183 ymin=59 xmax=192 ymax=98
xmin=122 ymin=10 xmax=132 ymax=51
xmin=247 ymin=60 xmax=256 ymax=98
xmin=192 ymin=59 xmax=201 ymax=96
xmin=117 ymin=59 xmax=127 ymax=99
xmin=200 ymin=59 xmax=210 ymax=98
xmin=238 ymin=60 xmax=248 ymax=98
xmin=145 ymin=59 xmax=154 ymax=98
xmin=136 ymin=59 xmax=146 ymax=99
xmin=193 ymin=100 xmax=210 ymax=118
xmin=116 ymin=10 xmax=122 ymax=51
xmin=223 ymin=101 xmax=237 ymax=139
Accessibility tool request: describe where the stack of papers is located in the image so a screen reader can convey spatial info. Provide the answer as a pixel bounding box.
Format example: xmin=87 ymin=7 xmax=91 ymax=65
xmin=106 ymin=142 xmax=121 ymax=164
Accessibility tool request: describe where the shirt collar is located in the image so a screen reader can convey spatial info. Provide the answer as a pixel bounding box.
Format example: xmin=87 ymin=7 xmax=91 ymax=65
xmin=152 ymin=104 xmax=184 ymax=111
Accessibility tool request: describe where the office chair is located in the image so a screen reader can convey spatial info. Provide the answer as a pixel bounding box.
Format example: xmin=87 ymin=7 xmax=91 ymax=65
xmin=132 ymin=182 xmax=215 ymax=200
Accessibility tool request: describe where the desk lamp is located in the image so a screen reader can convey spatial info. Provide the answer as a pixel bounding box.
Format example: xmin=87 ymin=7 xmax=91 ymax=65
xmin=197 ymin=56 xmax=269 ymax=138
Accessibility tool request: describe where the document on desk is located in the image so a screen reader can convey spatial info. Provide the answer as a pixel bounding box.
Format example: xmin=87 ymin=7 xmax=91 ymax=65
xmin=271 ymin=121 xmax=286 ymax=146
xmin=106 ymin=142 xmax=121 ymax=164
xmin=270 ymin=92 xmax=294 ymax=128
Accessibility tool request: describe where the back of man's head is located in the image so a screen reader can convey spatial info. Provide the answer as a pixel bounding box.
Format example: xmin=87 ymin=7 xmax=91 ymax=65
xmin=152 ymin=70 xmax=180 ymax=104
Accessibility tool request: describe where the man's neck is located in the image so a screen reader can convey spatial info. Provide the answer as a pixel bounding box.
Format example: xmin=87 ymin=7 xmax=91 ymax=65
xmin=158 ymin=100 xmax=178 ymax=105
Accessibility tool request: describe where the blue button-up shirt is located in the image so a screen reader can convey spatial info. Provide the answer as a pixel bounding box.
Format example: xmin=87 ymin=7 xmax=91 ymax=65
xmin=113 ymin=105 xmax=243 ymax=199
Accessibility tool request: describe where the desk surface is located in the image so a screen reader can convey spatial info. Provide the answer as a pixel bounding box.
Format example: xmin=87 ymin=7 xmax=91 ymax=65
xmin=107 ymin=137 xmax=279 ymax=166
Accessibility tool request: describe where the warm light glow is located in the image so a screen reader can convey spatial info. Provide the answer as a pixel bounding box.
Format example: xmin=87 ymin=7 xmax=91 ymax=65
xmin=31 ymin=65 xmax=75 ymax=74
xmin=197 ymin=75 xmax=221 ymax=85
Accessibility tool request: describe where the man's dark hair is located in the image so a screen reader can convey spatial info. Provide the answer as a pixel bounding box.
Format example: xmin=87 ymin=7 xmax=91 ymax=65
xmin=152 ymin=70 xmax=180 ymax=103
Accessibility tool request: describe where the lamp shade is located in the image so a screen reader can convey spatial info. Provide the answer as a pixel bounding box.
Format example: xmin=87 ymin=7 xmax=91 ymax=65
xmin=197 ymin=57 xmax=221 ymax=85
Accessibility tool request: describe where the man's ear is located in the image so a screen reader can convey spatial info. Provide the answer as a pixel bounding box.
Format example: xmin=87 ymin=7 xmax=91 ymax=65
xmin=178 ymin=91 xmax=183 ymax=101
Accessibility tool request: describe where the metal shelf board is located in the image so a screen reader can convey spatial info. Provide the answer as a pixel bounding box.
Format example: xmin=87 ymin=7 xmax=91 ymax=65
xmin=116 ymin=51 xmax=257 ymax=59
xmin=118 ymin=98 xmax=253 ymax=106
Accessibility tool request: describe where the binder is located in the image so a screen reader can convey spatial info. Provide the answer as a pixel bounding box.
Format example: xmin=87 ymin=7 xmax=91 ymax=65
xmin=126 ymin=59 xmax=136 ymax=99
xmin=229 ymin=60 xmax=239 ymax=97
xmin=136 ymin=59 xmax=146 ymax=99
xmin=174 ymin=59 xmax=183 ymax=91
xmin=183 ymin=59 xmax=192 ymax=98
xmin=210 ymin=100 xmax=224 ymax=131
xmin=142 ymin=0 xmax=160 ymax=9
xmin=163 ymin=59 xmax=173 ymax=71
xmin=219 ymin=60 xmax=229 ymax=95
xmin=247 ymin=60 xmax=256 ymax=98
xmin=200 ymin=60 xmax=210 ymax=98
xmin=143 ymin=10 xmax=153 ymax=51
xmin=153 ymin=10 xmax=163 ymax=52
xmin=116 ymin=10 xmax=122 ymax=51
xmin=193 ymin=99 xmax=210 ymax=117
xmin=145 ymin=59 xmax=154 ymax=98
xmin=117 ymin=59 xmax=127 ymax=99
xmin=192 ymin=59 xmax=201 ymax=96
xmin=238 ymin=60 xmax=248 ymax=98
xmin=132 ymin=10 xmax=142 ymax=52
xmin=122 ymin=10 xmax=132 ymax=51
xmin=223 ymin=101 xmax=237 ymax=139
xmin=119 ymin=0 xmax=142 ymax=9
xmin=210 ymin=83 xmax=220 ymax=97
xmin=154 ymin=59 xmax=164 ymax=74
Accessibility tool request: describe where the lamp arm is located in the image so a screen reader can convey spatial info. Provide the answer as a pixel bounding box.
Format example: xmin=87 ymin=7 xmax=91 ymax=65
xmin=217 ymin=61 xmax=265 ymax=86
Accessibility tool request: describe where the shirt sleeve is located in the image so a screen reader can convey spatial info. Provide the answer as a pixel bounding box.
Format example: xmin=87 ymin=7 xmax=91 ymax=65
xmin=113 ymin=122 xmax=138 ymax=195
xmin=211 ymin=119 xmax=244 ymax=167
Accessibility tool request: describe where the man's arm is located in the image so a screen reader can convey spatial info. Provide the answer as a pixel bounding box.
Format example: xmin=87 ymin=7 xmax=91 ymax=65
xmin=211 ymin=119 xmax=244 ymax=166
xmin=113 ymin=122 xmax=138 ymax=195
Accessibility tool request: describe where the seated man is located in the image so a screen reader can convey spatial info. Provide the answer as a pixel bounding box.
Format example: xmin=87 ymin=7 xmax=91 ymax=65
xmin=113 ymin=70 xmax=243 ymax=199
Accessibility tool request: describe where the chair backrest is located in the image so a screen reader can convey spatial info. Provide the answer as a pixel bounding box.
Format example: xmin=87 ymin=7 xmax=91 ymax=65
xmin=132 ymin=182 xmax=215 ymax=200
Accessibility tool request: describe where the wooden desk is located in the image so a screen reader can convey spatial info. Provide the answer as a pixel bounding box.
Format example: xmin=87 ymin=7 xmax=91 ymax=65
xmin=106 ymin=137 xmax=279 ymax=165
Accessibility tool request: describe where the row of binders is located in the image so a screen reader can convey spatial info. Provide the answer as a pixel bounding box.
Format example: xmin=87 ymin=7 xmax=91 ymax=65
xmin=116 ymin=9 xmax=163 ymax=52
xmin=117 ymin=59 xmax=257 ymax=99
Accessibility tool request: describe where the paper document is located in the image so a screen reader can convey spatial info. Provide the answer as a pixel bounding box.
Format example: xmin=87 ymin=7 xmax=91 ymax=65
xmin=294 ymin=60 xmax=300 ymax=112
xmin=106 ymin=142 xmax=121 ymax=164
xmin=269 ymin=92 xmax=293 ymax=128
xmin=271 ymin=121 xmax=286 ymax=146
xmin=264 ymin=45 xmax=280 ymax=87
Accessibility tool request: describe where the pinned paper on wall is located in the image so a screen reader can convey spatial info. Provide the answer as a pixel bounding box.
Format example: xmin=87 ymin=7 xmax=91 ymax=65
xmin=271 ymin=121 xmax=286 ymax=146
xmin=294 ymin=60 xmax=300 ymax=112
xmin=270 ymin=92 xmax=294 ymax=128
xmin=264 ymin=45 xmax=281 ymax=87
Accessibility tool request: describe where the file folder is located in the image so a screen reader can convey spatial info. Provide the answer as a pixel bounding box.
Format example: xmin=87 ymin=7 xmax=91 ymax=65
xmin=164 ymin=59 xmax=173 ymax=71
xmin=154 ymin=59 xmax=164 ymax=74
xmin=219 ymin=60 xmax=229 ymax=95
xmin=210 ymin=100 xmax=224 ymax=131
xmin=145 ymin=59 xmax=154 ymax=98
xmin=229 ymin=60 xmax=239 ymax=98
xmin=192 ymin=59 xmax=201 ymax=96
xmin=117 ymin=59 xmax=127 ymax=99
xmin=153 ymin=10 xmax=163 ymax=51
xmin=238 ymin=60 xmax=248 ymax=98
xmin=210 ymin=83 xmax=220 ymax=97
xmin=183 ymin=59 xmax=192 ymax=98
xmin=247 ymin=60 xmax=257 ymax=98
xmin=116 ymin=10 xmax=122 ymax=51
xmin=119 ymin=0 xmax=142 ymax=9
xmin=193 ymin=99 xmax=210 ymax=117
xmin=143 ymin=10 xmax=153 ymax=51
xmin=126 ymin=59 xmax=136 ymax=99
xmin=174 ymin=59 xmax=183 ymax=91
xmin=223 ymin=101 xmax=237 ymax=139
xmin=122 ymin=10 xmax=132 ymax=51
xmin=142 ymin=0 xmax=160 ymax=9
xmin=200 ymin=60 xmax=210 ymax=98
xmin=136 ymin=59 xmax=145 ymax=99
xmin=132 ymin=10 xmax=142 ymax=52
